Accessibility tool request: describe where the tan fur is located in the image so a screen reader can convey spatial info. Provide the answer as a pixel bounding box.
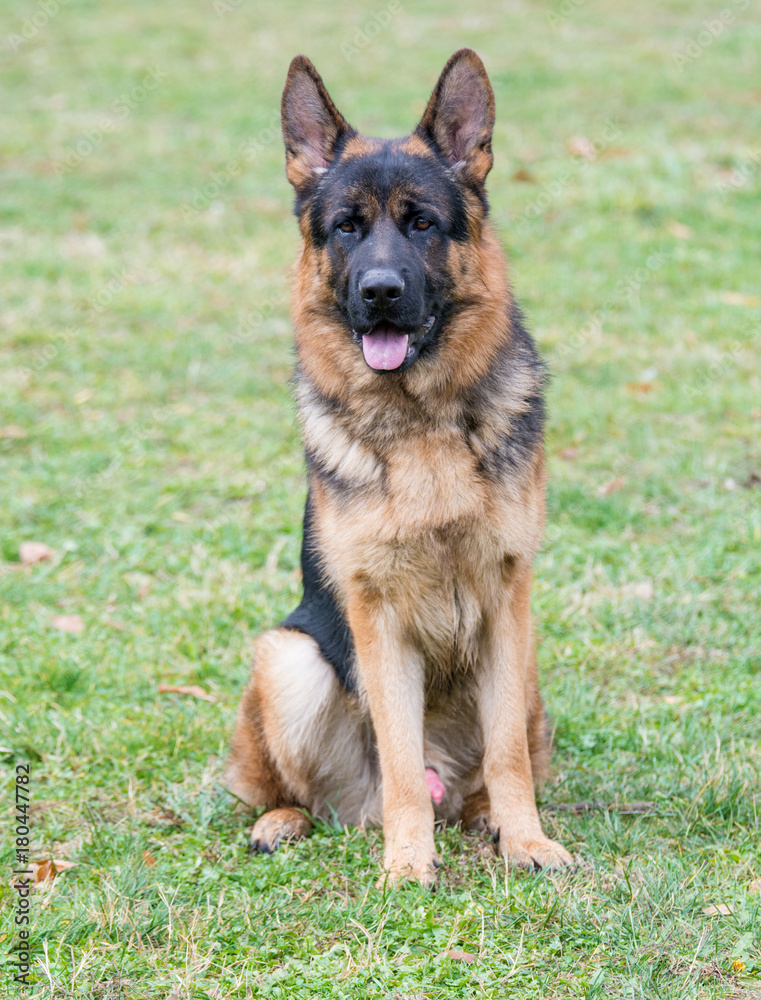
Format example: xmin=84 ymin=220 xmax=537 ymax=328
xmin=340 ymin=134 xmax=383 ymax=160
xmin=226 ymin=50 xmax=572 ymax=885
xmin=250 ymin=807 xmax=314 ymax=853
xmin=397 ymin=133 xmax=439 ymax=159
xmin=293 ymin=220 xmax=513 ymax=406
xmin=228 ymin=630 xmax=383 ymax=825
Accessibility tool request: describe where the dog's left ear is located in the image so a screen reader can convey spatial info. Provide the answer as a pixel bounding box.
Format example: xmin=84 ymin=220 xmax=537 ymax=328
xmin=415 ymin=49 xmax=495 ymax=189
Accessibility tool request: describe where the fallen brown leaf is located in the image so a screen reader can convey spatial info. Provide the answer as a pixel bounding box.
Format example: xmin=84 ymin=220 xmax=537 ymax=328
xmin=567 ymin=135 xmax=596 ymax=160
xmin=668 ymin=220 xmax=693 ymax=239
xmin=702 ymin=903 xmax=732 ymax=916
xmin=437 ymin=949 xmax=476 ymax=963
xmin=157 ymin=683 xmax=215 ymax=703
xmin=626 ymin=381 xmax=655 ymax=394
xmin=92 ymin=980 xmax=133 ymax=996
xmin=621 ymin=580 xmax=654 ymax=600
xmin=51 ymin=614 xmax=85 ymax=634
xmin=16 ymin=859 xmax=78 ymax=890
xmin=512 ymin=167 xmax=536 ymax=183
xmin=544 ymin=800 xmax=656 ymax=815
xmin=141 ymin=807 xmax=184 ymax=828
xmin=142 ymin=851 xmax=157 ymax=868
xmin=597 ymin=476 xmax=626 ymax=496
xmin=748 ymin=878 xmax=761 ymax=895
xmin=721 ymin=291 xmax=761 ymax=307
xmin=0 ymin=425 xmax=27 ymax=439
xmin=20 ymin=542 xmax=54 ymax=564
xmin=669 ymin=960 xmax=729 ymax=980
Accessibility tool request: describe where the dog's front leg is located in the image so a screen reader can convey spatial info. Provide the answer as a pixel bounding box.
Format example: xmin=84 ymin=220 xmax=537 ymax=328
xmin=347 ymin=593 xmax=438 ymax=887
xmin=478 ymin=563 xmax=572 ymax=871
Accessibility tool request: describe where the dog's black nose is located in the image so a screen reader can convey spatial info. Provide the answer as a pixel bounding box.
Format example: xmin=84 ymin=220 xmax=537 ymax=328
xmin=359 ymin=269 xmax=405 ymax=307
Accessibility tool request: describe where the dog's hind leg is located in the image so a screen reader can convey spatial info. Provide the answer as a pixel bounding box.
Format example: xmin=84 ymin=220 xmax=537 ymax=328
xmin=248 ymin=807 xmax=313 ymax=854
xmin=461 ymin=786 xmax=492 ymax=835
xmin=226 ymin=628 xmax=376 ymax=853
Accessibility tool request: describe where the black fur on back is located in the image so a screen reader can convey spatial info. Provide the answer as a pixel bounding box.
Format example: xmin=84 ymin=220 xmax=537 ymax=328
xmin=281 ymin=491 xmax=357 ymax=692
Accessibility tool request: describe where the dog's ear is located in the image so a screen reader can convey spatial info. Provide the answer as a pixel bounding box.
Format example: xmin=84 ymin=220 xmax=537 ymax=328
xmin=281 ymin=55 xmax=354 ymax=195
xmin=415 ymin=49 xmax=495 ymax=189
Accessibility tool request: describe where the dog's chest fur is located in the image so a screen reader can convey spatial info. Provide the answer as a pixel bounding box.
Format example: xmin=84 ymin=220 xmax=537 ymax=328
xmin=303 ymin=381 xmax=544 ymax=682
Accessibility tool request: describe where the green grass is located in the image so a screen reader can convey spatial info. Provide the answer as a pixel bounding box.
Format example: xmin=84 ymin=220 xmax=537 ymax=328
xmin=1 ymin=0 xmax=760 ymax=996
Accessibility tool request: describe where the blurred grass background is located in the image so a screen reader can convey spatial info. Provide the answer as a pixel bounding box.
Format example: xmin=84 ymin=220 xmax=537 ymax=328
xmin=1 ymin=0 xmax=760 ymax=996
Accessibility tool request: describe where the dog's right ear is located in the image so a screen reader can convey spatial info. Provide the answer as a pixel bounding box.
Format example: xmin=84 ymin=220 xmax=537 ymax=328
xmin=281 ymin=56 xmax=354 ymax=196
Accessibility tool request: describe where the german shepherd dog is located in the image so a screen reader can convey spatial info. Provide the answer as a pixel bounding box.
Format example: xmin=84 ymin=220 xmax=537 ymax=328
xmin=226 ymin=49 xmax=573 ymax=886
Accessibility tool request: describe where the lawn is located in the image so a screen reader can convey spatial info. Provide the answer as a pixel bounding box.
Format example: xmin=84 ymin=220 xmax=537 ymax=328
xmin=1 ymin=0 xmax=760 ymax=996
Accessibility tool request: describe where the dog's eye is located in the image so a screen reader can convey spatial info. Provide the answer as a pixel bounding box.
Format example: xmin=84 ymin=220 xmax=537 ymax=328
xmin=412 ymin=217 xmax=433 ymax=231
xmin=337 ymin=220 xmax=355 ymax=233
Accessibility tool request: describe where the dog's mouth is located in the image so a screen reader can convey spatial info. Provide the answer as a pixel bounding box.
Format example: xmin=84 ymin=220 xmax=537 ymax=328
xmin=357 ymin=316 xmax=436 ymax=372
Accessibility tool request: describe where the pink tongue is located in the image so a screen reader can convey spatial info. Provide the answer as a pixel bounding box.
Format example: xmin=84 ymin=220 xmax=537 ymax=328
xmin=362 ymin=326 xmax=409 ymax=370
xmin=425 ymin=767 xmax=446 ymax=805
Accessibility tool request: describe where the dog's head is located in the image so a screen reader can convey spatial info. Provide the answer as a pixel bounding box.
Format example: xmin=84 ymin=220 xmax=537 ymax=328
xmin=281 ymin=50 xmax=497 ymax=375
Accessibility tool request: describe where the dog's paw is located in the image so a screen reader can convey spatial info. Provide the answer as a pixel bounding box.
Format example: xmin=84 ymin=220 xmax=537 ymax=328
xmin=460 ymin=789 xmax=491 ymax=835
xmin=463 ymin=812 xmax=492 ymax=836
xmin=376 ymin=845 xmax=441 ymax=890
xmin=249 ymin=807 xmax=313 ymax=854
xmin=496 ymin=833 xmax=572 ymax=872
